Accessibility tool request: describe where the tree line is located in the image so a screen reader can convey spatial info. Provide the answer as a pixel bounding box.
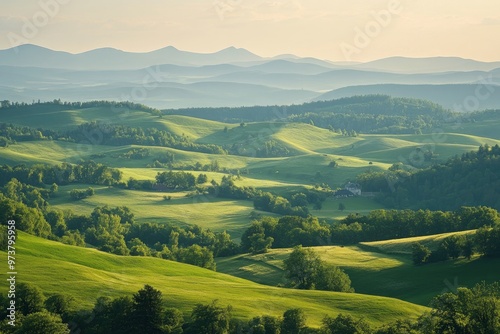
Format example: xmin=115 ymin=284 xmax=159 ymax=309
xmin=0 ymin=99 xmax=161 ymax=115
xmin=241 ymin=206 xmax=500 ymax=252
xmin=68 ymin=121 xmax=227 ymax=155
xmin=0 ymin=161 xmax=122 ymax=188
xmin=0 ymin=162 xmax=208 ymax=200
xmin=412 ymin=224 xmax=500 ymax=265
xmin=0 ymin=120 xmax=226 ymax=155
xmin=207 ymin=176 xmax=328 ymax=217
xmin=334 ymin=206 xmax=499 ymax=244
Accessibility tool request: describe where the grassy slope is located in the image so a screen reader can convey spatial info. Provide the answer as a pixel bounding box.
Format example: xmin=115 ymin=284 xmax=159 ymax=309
xmin=50 ymin=184 xmax=385 ymax=239
xmin=0 ymin=232 xmax=428 ymax=327
xmin=0 ymin=106 xmax=227 ymax=134
xmin=442 ymin=119 xmax=500 ymax=140
xmin=50 ymin=185 xmax=265 ymax=239
xmin=360 ymin=230 xmax=477 ymax=254
xmin=312 ymin=197 xmax=385 ymax=221
xmin=217 ymin=232 xmax=500 ymax=306
xmin=2 ymin=115 xmax=497 ymax=187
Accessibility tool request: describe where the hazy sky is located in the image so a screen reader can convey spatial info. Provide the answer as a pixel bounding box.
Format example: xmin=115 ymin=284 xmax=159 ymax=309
xmin=1 ymin=0 xmax=499 ymax=62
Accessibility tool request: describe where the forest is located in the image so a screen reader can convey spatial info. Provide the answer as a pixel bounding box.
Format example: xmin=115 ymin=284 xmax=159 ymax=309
xmin=358 ymin=144 xmax=500 ymax=210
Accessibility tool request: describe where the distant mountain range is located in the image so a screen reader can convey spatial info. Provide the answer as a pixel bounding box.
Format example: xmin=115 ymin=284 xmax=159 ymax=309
xmin=356 ymin=56 xmax=500 ymax=74
xmin=0 ymin=44 xmax=499 ymax=109
xmin=0 ymin=44 xmax=266 ymax=70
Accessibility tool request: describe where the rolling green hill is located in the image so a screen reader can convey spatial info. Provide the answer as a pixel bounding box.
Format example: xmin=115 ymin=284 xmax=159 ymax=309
xmin=360 ymin=230 xmax=477 ymax=255
xmin=50 ymin=184 xmax=265 ymax=239
xmin=217 ymin=232 xmax=500 ymax=306
xmin=0 ymin=232 xmax=428 ymax=327
xmin=1 ymin=103 xmax=497 ymax=182
xmin=1 ymin=110 xmax=498 ymax=238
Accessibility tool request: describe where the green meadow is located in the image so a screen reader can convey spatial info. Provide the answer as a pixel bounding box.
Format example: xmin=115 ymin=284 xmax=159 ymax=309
xmin=216 ymin=232 xmax=500 ymax=306
xmin=0 ymin=232 xmax=428 ymax=328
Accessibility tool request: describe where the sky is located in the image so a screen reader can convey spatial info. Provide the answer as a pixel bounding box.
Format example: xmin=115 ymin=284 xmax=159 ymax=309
xmin=1 ymin=0 xmax=499 ymax=62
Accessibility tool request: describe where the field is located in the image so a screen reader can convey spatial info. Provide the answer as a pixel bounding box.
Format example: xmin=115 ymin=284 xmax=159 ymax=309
xmin=360 ymin=230 xmax=477 ymax=254
xmin=217 ymin=232 xmax=500 ymax=306
xmin=51 ymin=184 xmax=265 ymax=239
xmin=0 ymin=232 xmax=428 ymax=328
xmin=312 ymin=196 xmax=385 ymax=221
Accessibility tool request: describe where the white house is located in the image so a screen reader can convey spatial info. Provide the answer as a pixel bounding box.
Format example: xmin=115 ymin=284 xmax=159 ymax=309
xmin=345 ymin=182 xmax=361 ymax=196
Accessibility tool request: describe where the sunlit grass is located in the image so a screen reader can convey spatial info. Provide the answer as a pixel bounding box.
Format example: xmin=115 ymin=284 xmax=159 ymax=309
xmin=0 ymin=232 xmax=428 ymax=327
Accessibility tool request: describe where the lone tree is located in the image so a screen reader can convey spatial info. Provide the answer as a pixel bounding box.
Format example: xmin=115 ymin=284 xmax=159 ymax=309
xmin=412 ymin=242 xmax=431 ymax=265
xmin=283 ymin=246 xmax=353 ymax=292
xmin=322 ymin=314 xmax=371 ymax=334
xmin=131 ymin=285 xmax=165 ymax=334
xmin=283 ymin=246 xmax=320 ymax=289
xmin=17 ymin=283 xmax=46 ymax=315
xmin=338 ymin=203 xmax=346 ymax=211
xmin=188 ymin=300 xmax=232 ymax=334
xmin=44 ymin=294 xmax=75 ymax=319
xmin=281 ymin=309 xmax=306 ymax=334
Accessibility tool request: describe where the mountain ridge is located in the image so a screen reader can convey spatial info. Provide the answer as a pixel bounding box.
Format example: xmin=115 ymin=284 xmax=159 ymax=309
xmin=2 ymin=44 xmax=500 ymax=72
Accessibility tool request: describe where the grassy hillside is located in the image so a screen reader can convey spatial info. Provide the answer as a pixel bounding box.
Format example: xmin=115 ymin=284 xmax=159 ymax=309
xmin=50 ymin=184 xmax=264 ymax=239
xmin=311 ymin=196 xmax=386 ymax=221
xmin=2 ymin=111 xmax=497 ymax=189
xmin=445 ymin=116 xmax=500 ymax=140
xmin=0 ymin=105 xmax=233 ymax=145
xmin=360 ymin=230 xmax=477 ymax=255
xmin=217 ymin=233 xmax=500 ymax=306
xmin=0 ymin=232 xmax=428 ymax=327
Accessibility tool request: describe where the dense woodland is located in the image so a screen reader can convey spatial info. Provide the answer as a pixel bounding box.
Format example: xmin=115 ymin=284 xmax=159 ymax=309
xmin=358 ymin=144 xmax=500 ymax=210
